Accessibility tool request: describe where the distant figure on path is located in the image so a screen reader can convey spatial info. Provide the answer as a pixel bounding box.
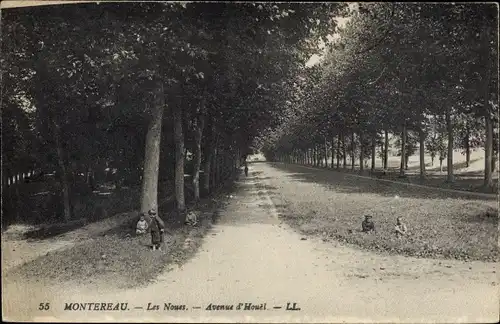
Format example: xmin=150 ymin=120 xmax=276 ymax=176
xmin=362 ymin=215 xmax=376 ymax=233
xmin=244 ymin=164 xmax=249 ymax=177
xmin=148 ymin=208 xmax=165 ymax=251
xmin=136 ymin=213 xmax=148 ymax=235
xmin=395 ymin=217 xmax=408 ymax=238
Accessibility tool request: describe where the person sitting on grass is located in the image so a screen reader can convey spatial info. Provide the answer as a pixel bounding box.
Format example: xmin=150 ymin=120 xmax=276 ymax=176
xmin=395 ymin=217 xmax=408 ymax=238
xmin=148 ymin=208 xmax=165 ymax=251
xmin=362 ymin=215 xmax=376 ymax=233
xmin=136 ymin=213 xmax=148 ymax=235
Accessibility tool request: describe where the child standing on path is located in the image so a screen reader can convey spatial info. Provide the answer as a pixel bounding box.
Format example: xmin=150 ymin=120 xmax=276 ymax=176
xmin=148 ymin=208 xmax=165 ymax=251
xmin=244 ymin=164 xmax=249 ymax=177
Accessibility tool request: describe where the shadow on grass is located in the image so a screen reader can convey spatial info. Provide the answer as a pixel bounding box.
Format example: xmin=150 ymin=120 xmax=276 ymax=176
xmin=6 ymin=174 xmax=240 ymax=290
xmin=406 ymin=161 xmax=435 ymax=171
xmin=253 ymin=183 xmax=279 ymax=190
xmin=405 ymin=158 xmax=483 ymax=172
xmin=21 ymin=187 xmax=143 ymax=240
xmin=249 ymin=176 xmax=274 ymax=181
xmin=269 ymin=163 xmax=497 ymax=202
xmin=23 ymin=219 xmax=88 ymax=240
xmin=20 ymin=180 xmax=195 ymax=241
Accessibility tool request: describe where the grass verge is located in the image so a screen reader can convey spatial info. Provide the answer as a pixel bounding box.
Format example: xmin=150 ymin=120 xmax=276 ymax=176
xmin=267 ymin=163 xmax=499 ymax=262
xmin=4 ymin=176 xmax=239 ymax=290
xmin=292 ymin=163 xmax=498 ymax=195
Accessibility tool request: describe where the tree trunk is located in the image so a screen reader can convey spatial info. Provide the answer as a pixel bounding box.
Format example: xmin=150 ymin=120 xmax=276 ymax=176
xmin=336 ymin=135 xmax=341 ymax=168
xmin=371 ymin=134 xmax=376 ymax=170
xmin=211 ymin=145 xmax=218 ymax=191
xmin=331 ymin=138 xmax=335 ymax=168
xmin=216 ymin=146 xmax=222 ymax=187
xmin=315 ymin=146 xmax=320 ymax=166
xmin=359 ymin=132 xmax=364 ymax=172
xmin=351 ymin=132 xmax=356 ymax=170
xmin=419 ymin=128 xmax=426 ymax=181
xmin=384 ymin=129 xmax=389 ymax=169
xmin=14 ymin=182 xmax=22 ymax=222
xmin=492 ymin=152 xmax=497 ymax=174
xmin=86 ymin=165 xmax=95 ymax=191
xmin=324 ymin=136 xmax=329 ymax=168
xmin=5 ymin=170 xmax=20 ymax=223
xmin=53 ymin=120 xmax=72 ymax=222
xmin=202 ymin=151 xmax=212 ymax=196
xmin=318 ymin=146 xmax=322 ymax=167
xmin=202 ymin=121 xmax=215 ymax=196
xmin=173 ymin=100 xmax=186 ymax=212
xmin=342 ymin=133 xmax=347 ymax=168
xmin=446 ymin=108 xmax=454 ymax=182
xmin=482 ymin=25 xmax=494 ymax=188
xmin=140 ymin=85 xmax=164 ymax=214
xmin=192 ymin=114 xmax=205 ymax=202
xmin=400 ymin=124 xmax=406 ymax=176
xmin=235 ymin=148 xmax=241 ymax=170
xmin=465 ymin=127 xmax=470 ymax=168
xmin=484 ymin=113 xmax=493 ymax=187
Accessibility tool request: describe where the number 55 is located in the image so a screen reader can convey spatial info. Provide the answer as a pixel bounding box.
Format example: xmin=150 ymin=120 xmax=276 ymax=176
xmin=39 ymin=303 xmax=50 ymax=311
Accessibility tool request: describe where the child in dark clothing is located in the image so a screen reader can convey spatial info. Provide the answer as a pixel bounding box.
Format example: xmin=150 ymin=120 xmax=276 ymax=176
xmin=395 ymin=217 xmax=408 ymax=238
xmin=148 ymin=208 xmax=165 ymax=251
xmin=244 ymin=165 xmax=249 ymax=177
xmin=362 ymin=215 xmax=376 ymax=233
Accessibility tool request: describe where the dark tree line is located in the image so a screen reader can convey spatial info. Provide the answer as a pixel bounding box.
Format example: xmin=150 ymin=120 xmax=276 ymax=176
xmin=1 ymin=3 xmax=345 ymax=224
xmin=261 ymin=3 xmax=498 ymax=189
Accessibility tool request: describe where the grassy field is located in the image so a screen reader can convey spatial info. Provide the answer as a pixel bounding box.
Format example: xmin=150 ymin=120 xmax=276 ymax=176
xmin=265 ymin=163 xmax=499 ymax=262
xmin=291 ymin=148 xmax=498 ymax=194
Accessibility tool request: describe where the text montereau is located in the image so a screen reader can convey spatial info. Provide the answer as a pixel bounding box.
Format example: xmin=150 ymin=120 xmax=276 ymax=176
xmin=64 ymin=303 xmax=128 ymax=311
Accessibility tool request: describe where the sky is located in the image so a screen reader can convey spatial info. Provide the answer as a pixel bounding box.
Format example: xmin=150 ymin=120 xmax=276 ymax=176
xmin=305 ymin=3 xmax=358 ymax=68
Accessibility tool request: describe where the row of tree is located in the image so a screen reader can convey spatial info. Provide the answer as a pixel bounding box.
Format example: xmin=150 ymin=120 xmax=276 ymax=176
xmin=2 ymin=3 xmax=346 ymax=223
xmin=260 ymin=3 xmax=498 ymax=188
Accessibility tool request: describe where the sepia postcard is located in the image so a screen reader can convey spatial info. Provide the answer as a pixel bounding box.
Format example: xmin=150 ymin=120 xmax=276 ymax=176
xmin=1 ymin=1 xmax=499 ymax=322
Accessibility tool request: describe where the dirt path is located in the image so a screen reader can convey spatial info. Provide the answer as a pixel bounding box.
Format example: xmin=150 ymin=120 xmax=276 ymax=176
xmin=3 ymin=163 xmax=499 ymax=323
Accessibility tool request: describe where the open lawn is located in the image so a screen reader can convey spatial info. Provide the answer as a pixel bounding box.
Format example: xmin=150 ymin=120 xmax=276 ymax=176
xmin=298 ymin=148 xmax=498 ymax=194
xmin=263 ymin=163 xmax=499 ymax=262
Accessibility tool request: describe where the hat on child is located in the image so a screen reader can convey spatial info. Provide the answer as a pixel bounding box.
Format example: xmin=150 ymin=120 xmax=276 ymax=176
xmin=148 ymin=208 xmax=157 ymax=215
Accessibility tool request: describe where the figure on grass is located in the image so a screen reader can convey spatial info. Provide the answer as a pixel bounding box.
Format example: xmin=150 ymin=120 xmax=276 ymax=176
xmin=362 ymin=215 xmax=376 ymax=233
xmin=244 ymin=164 xmax=249 ymax=177
xmin=394 ymin=217 xmax=408 ymax=238
xmin=136 ymin=213 xmax=148 ymax=235
xmin=148 ymin=208 xmax=165 ymax=251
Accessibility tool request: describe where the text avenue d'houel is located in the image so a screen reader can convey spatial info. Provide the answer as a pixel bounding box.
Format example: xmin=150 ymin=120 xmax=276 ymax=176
xmin=62 ymin=302 xmax=301 ymax=311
